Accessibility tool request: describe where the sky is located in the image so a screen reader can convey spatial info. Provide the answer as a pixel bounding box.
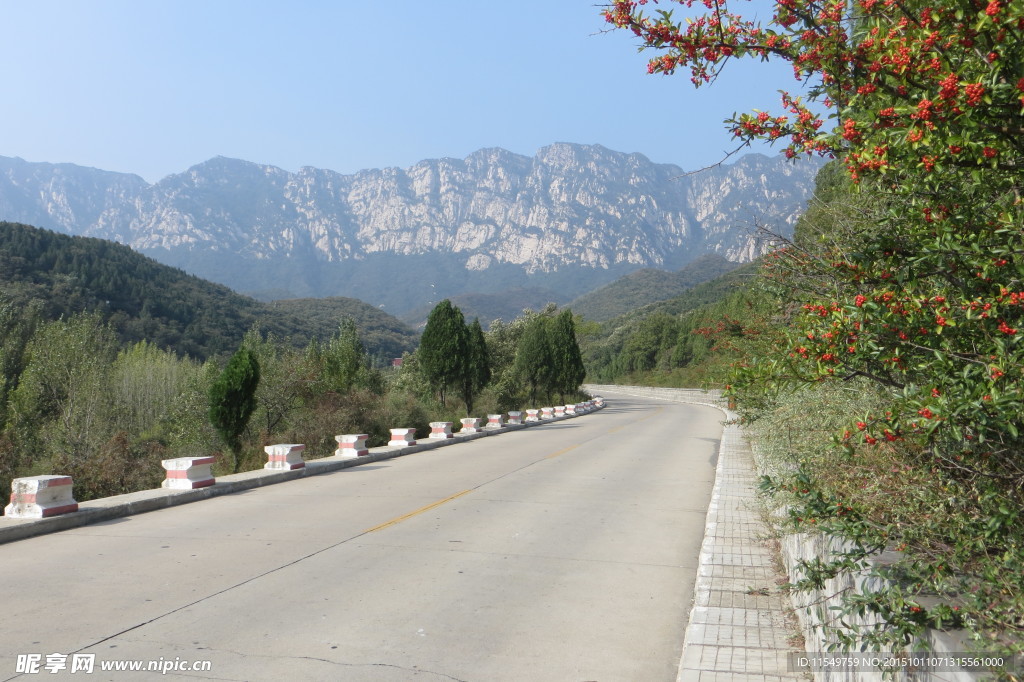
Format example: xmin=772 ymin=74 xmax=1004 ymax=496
xmin=0 ymin=1 xmax=810 ymax=184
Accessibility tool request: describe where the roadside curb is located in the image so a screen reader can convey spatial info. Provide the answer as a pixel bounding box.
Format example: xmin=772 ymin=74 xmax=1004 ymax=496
xmin=0 ymin=407 xmax=600 ymax=545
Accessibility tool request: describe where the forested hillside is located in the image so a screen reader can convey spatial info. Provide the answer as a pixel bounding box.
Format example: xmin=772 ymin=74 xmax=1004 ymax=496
xmin=568 ymin=253 xmax=742 ymax=322
xmin=606 ymin=0 xmax=1024 ymax=660
xmin=581 ymin=261 xmax=761 ymax=385
xmin=0 ymin=221 xmax=417 ymax=360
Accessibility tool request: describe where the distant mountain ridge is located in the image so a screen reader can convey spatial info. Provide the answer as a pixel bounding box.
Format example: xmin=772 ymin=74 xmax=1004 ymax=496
xmin=0 ymin=145 xmax=822 ymax=316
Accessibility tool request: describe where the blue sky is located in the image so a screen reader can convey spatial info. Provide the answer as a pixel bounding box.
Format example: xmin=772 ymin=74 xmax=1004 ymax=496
xmin=1 ymin=1 xmax=808 ymax=184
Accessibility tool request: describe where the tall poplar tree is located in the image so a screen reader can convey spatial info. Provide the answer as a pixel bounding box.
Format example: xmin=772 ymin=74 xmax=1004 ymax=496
xmin=324 ymin=318 xmax=366 ymax=393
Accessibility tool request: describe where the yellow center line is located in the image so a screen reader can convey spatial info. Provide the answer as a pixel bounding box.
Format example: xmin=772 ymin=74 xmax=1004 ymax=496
xmin=545 ymin=444 xmax=580 ymax=459
xmin=363 ymin=489 xmax=473 ymax=533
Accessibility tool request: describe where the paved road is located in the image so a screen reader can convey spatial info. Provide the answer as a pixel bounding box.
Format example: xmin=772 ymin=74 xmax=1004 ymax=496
xmin=0 ymin=396 xmax=722 ymax=681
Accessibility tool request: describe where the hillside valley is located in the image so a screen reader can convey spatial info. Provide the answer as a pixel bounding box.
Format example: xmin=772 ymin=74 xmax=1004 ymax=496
xmin=0 ymin=221 xmax=418 ymax=361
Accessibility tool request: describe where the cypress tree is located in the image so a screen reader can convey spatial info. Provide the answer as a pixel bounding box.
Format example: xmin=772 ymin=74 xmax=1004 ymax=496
xmin=513 ymin=315 xmax=554 ymax=404
xmin=551 ymin=309 xmax=586 ymax=401
xmin=459 ymin=318 xmax=491 ymax=414
xmin=418 ymin=300 xmax=468 ymax=406
xmin=208 ymin=347 xmax=260 ymax=472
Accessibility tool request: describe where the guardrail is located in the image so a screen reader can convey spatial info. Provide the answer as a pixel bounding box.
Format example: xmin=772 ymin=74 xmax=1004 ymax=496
xmin=0 ymin=400 xmax=604 ymax=544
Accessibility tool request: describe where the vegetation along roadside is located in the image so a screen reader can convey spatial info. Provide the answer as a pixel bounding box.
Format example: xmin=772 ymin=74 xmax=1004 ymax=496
xmin=604 ymin=0 xmax=1024 ymax=670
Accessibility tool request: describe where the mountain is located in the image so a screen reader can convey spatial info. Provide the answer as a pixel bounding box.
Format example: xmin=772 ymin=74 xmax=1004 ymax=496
xmin=567 ymin=253 xmax=742 ymax=322
xmin=0 ymin=145 xmax=823 ymax=317
xmin=0 ymin=156 xmax=148 ymax=232
xmin=0 ymin=221 xmax=418 ymax=361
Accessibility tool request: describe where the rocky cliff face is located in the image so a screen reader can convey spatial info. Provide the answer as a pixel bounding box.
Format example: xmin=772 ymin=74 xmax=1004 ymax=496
xmin=0 ymin=156 xmax=148 ymax=236
xmin=0 ymin=144 xmax=822 ymax=314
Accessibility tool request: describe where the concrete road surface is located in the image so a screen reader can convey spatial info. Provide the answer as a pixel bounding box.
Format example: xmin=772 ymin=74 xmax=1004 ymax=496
xmin=0 ymin=396 xmax=722 ymax=681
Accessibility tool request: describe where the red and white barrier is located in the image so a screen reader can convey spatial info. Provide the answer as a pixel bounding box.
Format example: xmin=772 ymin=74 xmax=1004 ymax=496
xmin=485 ymin=414 xmax=504 ymax=429
xmin=388 ymin=428 xmax=417 ymax=447
xmin=554 ymin=406 xmax=566 ymax=417
xmin=594 ymin=396 xmax=605 ymax=407
xmin=335 ymin=434 xmax=369 ymax=458
xmin=541 ymin=407 xmax=554 ymax=420
xmin=161 ymin=456 xmax=215 ymax=489
xmin=429 ymin=422 xmax=454 ymax=439
xmin=565 ymin=404 xmax=577 ymax=415
xmin=264 ymin=444 xmax=306 ymax=470
xmin=4 ymin=475 xmax=79 ymax=519
xmin=460 ymin=418 xmax=482 ymax=434
xmin=525 ymin=409 xmax=540 ymax=422
xmin=507 ymin=411 xmax=523 ymax=425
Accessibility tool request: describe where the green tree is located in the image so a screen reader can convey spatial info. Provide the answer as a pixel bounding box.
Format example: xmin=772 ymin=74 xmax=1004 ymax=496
xmin=110 ymin=340 xmax=197 ymax=439
xmin=513 ymin=315 xmax=555 ymax=404
xmin=242 ymin=327 xmax=311 ymax=437
xmin=321 ymin=318 xmax=367 ymax=394
xmin=484 ymin=311 xmax=541 ymax=411
xmin=459 ymin=318 xmax=491 ymax=414
xmin=165 ymin=359 xmax=220 ymax=460
xmin=606 ymin=0 xmax=1024 ymax=653
xmin=549 ymin=309 xmax=586 ymax=401
xmin=208 ymin=347 xmax=260 ymax=472
xmin=418 ymin=300 xmax=468 ymax=406
xmin=617 ymin=312 xmax=680 ymax=374
xmin=8 ymin=313 xmax=118 ymax=467
xmin=0 ymin=295 xmax=42 ymax=429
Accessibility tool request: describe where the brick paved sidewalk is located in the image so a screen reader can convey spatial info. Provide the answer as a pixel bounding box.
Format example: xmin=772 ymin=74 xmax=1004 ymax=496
xmin=677 ymin=414 xmax=806 ymax=681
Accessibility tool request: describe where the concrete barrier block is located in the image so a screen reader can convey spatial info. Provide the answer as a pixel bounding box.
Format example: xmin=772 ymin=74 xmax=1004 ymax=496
xmin=388 ymin=428 xmax=416 ymax=447
xmin=565 ymin=404 xmax=577 ymax=415
xmin=485 ymin=414 xmax=504 ymax=429
xmin=264 ymin=443 xmax=306 ymax=470
xmin=594 ymin=396 xmax=605 ymax=407
xmin=541 ymin=407 xmax=554 ymax=419
xmin=525 ymin=409 xmax=540 ymax=422
xmin=554 ymin=406 xmax=566 ymax=417
xmin=459 ymin=418 xmax=482 ymax=434
xmin=161 ymin=456 xmax=216 ymax=490
xmin=429 ymin=422 xmax=454 ymax=439
xmin=4 ymin=475 xmax=79 ymax=518
xmin=507 ymin=411 xmax=523 ymax=425
xmin=335 ymin=434 xmax=369 ymax=458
